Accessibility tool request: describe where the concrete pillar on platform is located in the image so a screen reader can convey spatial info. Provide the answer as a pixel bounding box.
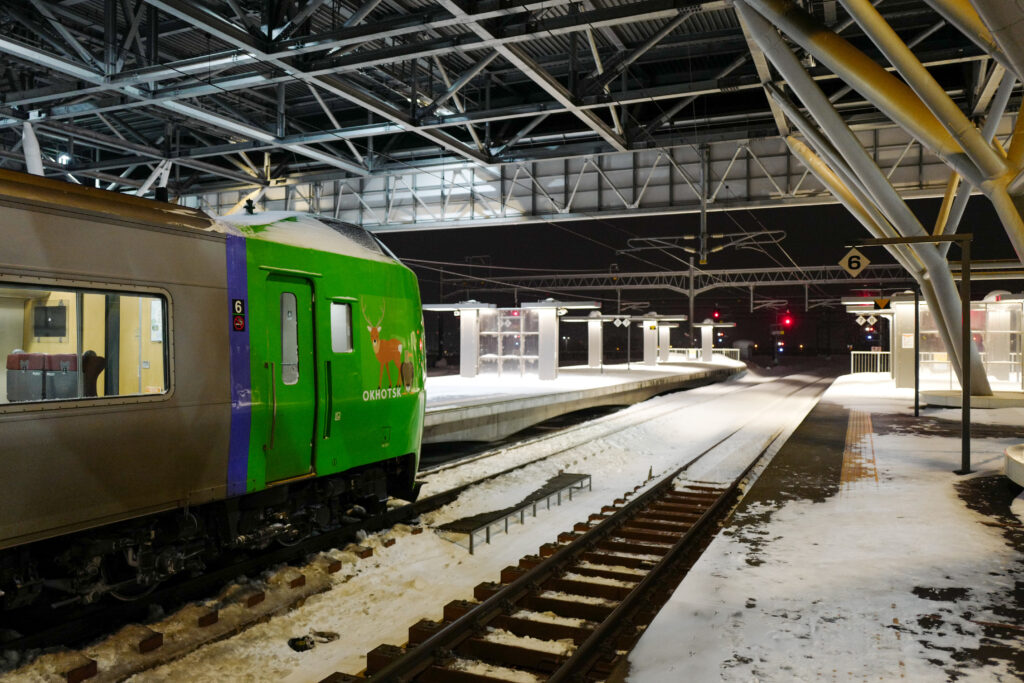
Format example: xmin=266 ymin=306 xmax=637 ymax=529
xmin=643 ymin=319 xmax=659 ymax=365
xmin=701 ymin=326 xmax=714 ymax=362
xmin=537 ymin=307 xmax=559 ymax=380
xmin=588 ymin=315 xmax=603 ymax=368
xmin=658 ymin=326 xmax=671 ymax=362
xmin=459 ymin=309 xmax=480 ymax=378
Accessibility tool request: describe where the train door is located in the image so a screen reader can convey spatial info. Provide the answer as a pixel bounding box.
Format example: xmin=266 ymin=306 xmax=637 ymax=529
xmin=264 ymin=275 xmax=316 ymax=482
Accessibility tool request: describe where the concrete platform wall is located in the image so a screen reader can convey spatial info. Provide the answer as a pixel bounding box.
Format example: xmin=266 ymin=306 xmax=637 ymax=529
xmin=423 ymin=365 xmax=741 ymax=443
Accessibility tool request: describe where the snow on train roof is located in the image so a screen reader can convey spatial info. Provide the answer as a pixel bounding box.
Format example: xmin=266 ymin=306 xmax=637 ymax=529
xmin=212 ymin=212 xmax=395 ymax=263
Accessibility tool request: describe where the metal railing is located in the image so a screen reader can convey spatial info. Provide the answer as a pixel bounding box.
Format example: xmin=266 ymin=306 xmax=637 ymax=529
xmin=850 ymin=350 xmax=891 ymax=374
xmin=464 ymin=474 xmax=592 ymax=554
xmin=674 ymin=347 xmax=742 ymax=361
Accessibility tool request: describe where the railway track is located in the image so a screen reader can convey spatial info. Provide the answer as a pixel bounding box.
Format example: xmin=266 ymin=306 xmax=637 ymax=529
xmin=418 ymin=373 xmax=755 ymax=478
xmin=4 ymin=371 xmax=829 ymax=680
xmin=323 ymin=428 xmax=784 ymax=682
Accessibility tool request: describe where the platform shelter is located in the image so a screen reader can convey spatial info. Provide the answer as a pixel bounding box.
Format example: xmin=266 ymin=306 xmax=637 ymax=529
xmin=423 ymin=300 xmax=598 ymax=380
xmin=844 ymin=291 xmax=1024 ymax=392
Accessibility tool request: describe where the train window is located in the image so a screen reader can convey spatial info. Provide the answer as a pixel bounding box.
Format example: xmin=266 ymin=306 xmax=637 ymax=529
xmin=280 ymin=293 xmax=299 ymax=385
xmin=0 ymin=283 xmax=169 ymax=405
xmin=330 ymin=303 xmax=353 ymax=353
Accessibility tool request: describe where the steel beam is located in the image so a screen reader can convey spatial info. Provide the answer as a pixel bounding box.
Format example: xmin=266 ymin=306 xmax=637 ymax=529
xmin=35 ymin=118 xmax=263 ymax=185
xmin=430 ymin=57 xmax=488 ymax=152
xmin=767 ymin=84 xmax=923 ymax=274
xmin=921 ymin=0 xmax=1010 ymax=73
xmin=0 ymin=31 xmax=367 ymax=177
xmin=435 ymin=0 xmax=628 ymax=153
xmin=143 ymin=0 xmax=483 ymax=167
xmin=583 ymin=8 xmax=694 ymax=96
xmin=472 ymin=263 xmax=913 ymax=297
xmin=971 ymin=63 xmax=1006 ymax=117
xmin=736 ymin=0 xmax=992 ymax=395
xmin=630 ymin=0 xmax=899 ymax=141
xmin=306 ymin=84 xmax=365 ymax=164
xmin=421 ymin=52 xmax=499 ymax=117
xmin=939 ymin=69 xmax=1017 ymax=252
xmin=744 ymin=0 xmax=980 ymax=185
xmin=969 ymin=0 xmax=1024 ymax=82
xmin=275 ymin=0 xmax=332 ymax=39
xmin=840 ymin=0 xmax=1005 ymax=180
xmin=735 ymin=4 xmax=789 ymax=136
xmin=27 ymin=0 xmax=103 ymax=71
xmin=840 ymin=0 xmax=1024 ymax=263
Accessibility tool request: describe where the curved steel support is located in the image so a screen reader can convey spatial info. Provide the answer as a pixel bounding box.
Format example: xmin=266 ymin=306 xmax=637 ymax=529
xmin=771 ymin=90 xmax=922 ymax=274
xmin=742 ymin=0 xmax=981 ymax=186
xmin=785 ymin=135 xmax=949 ymax=357
xmin=939 ymin=70 xmax=1017 ymax=255
xmin=840 ymin=0 xmax=1024 ymax=264
xmin=970 ymin=0 xmax=1024 ymax=84
xmin=840 ymin=0 xmax=1006 ymax=180
xmin=735 ymin=0 xmax=992 ymax=395
xmin=922 ymin=0 xmax=1017 ymax=78
xmin=20 ymin=122 xmax=43 ymax=176
xmin=786 ymin=136 xmax=916 ymax=272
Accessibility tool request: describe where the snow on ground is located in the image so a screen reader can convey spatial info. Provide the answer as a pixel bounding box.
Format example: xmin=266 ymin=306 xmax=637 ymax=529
xmin=425 ymin=357 xmax=743 ymax=408
xmin=108 ymin=364 xmax=813 ymax=682
xmin=628 ymin=372 xmax=1024 ymax=682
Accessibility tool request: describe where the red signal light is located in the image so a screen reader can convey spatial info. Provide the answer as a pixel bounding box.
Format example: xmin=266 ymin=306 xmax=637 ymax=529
xmin=783 ymin=316 xmax=793 ymax=327
xmin=712 ymin=308 xmax=720 ymax=320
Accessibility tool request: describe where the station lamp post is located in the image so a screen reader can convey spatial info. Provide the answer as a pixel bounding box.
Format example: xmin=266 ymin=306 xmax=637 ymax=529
xmin=854 ymin=235 xmax=974 ymax=475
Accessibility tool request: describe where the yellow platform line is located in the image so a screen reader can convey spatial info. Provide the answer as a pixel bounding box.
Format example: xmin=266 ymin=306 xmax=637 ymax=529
xmin=841 ymin=409 xmax=879 ymax=487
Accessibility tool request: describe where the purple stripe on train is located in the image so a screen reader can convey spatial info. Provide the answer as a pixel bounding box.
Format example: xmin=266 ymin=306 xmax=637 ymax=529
xmin=225 ymin=235 xmax=252 ymax=496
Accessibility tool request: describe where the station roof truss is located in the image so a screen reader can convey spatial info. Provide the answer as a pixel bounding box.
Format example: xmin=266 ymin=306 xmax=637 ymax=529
xmin=437 ymin=262 xmax=916 ymax=297
xmin=0 ymin=0 xmax=1020 ymax=231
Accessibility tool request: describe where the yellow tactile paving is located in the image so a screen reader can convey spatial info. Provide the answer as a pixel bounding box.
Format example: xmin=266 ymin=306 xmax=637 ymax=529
xmin=841 ymin=409 xmax=879 ymax=487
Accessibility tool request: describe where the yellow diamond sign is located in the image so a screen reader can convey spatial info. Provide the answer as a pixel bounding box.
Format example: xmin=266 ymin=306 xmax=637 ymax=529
xmin=840 ymin=247 xmax=870 ymax=277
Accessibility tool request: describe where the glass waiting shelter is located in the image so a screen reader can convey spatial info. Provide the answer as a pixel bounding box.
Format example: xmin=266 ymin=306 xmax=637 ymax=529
xmin=890 ymin=291 xmax=1023 ymax=392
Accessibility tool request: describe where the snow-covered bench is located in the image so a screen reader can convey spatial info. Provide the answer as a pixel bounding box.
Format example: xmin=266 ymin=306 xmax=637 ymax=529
xmin=1005 ymin=444 xmax=1024 ymax=488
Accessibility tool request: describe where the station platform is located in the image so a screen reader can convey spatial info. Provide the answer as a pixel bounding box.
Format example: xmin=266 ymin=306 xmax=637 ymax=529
xmin=921 ymin=388 xmax=1024 ymax=408
xmin=629 ymin=372 xmax=1024 ymax=680
xmin=423 ymin=357 xmax=744 ymax=443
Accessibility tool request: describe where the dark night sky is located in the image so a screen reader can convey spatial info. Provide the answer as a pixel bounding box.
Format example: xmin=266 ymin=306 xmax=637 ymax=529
xmin=379 ymin=195 xmax=1019 ymax=357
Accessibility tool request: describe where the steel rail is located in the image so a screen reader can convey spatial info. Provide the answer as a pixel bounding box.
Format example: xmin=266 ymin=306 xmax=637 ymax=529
xmin=418 ymin=369 xmax=744 ymax=477
xmin=6 ymin=369 xmax=736 ymax=653
xmin=364 ymin=375 xmax=829 ymax=680
xmin=549 ymin=428 xmax=785 ymax=681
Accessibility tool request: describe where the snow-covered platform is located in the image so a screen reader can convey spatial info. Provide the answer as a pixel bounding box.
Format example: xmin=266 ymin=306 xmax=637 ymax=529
xmin=921 ymin=388 xmax=1024 ymax=408
xmin=423 ymin=358 xmax=744 ymax=443
xmin=629 ymin=372 xmax=1024 ymax=681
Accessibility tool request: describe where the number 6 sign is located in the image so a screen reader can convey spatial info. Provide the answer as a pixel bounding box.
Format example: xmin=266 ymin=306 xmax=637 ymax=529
xmin=231 ymin=298 xmax=246 ymax=332
xmin=840 ymin=247 xmax=870 ymax=277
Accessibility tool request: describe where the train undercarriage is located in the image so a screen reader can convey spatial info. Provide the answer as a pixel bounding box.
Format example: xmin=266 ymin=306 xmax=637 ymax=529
xmin=0 ymin=454 xmax=418 ymax=612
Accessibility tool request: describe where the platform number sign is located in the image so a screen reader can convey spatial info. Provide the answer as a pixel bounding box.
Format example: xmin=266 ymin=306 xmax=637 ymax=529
xmin=231 ymin=299 xmax=246 ymax=332
xmin=840 ymin=247 xmax=870 ymax=277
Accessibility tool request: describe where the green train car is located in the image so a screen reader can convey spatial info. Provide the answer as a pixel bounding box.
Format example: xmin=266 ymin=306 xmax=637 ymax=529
xmin=0 ymin=169 xmax=425 ymax=609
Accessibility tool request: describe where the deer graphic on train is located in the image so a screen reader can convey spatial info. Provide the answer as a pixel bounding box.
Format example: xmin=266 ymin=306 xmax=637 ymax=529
xmin=361 ymin=299 xmax=416 ymax=392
